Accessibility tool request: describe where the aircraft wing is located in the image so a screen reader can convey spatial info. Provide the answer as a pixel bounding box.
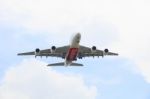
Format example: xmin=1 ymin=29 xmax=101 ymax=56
xmin=78 ymin=45 xmax=118 ymax=57
xmin=17 ymin=46 xmax=70 ymax=58
xmin=18 ymin=45 xmax=118 ymax=58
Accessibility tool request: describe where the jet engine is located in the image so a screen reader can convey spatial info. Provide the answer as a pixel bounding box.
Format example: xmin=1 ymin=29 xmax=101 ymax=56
xmin=35 ymin=48 xmax=40 ymax=56
xmin=103 ymin=48 xmax=109 ymax=55
xmin=91 ymin=46 xmax=97 ymax=53
xmin=51 ymin=46 xmax=56 ymax=53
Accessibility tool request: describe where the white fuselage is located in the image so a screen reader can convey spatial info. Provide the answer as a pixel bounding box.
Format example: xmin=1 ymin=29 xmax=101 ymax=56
xmin=65 ymin=33 xmax=81 ymax=66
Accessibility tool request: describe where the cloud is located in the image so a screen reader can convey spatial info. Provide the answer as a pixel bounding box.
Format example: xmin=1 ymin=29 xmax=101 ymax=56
xmin=108 ymin=0 xmax=150 ymax=83
xmin=136 ymin=60 xmax=150 ymax=83
xmin=0 ymin=59 xmax=97 ymax=99
xmin=0 ymin=0 xmax=118 ymax=36
xmin=0 ymin=0 xmax=150 ymax=84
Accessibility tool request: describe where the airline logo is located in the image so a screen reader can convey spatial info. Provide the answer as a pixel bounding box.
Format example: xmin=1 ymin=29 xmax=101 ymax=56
xmin=66 ymin=48 xmax=78 ymax=61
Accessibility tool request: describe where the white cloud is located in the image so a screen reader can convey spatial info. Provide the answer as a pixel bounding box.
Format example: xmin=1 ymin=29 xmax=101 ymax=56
xmin=0 ymin=59 xmax=97 ymax=99
xmin=137 ymin=60 xmax=150 ymax=83
xmin=108 ymin=0 xmax=150 ymax=83
xmin=0 ymin=0 xmax=118 ymax=36
xmin=0 ymin=0 xmax=150 ymax=83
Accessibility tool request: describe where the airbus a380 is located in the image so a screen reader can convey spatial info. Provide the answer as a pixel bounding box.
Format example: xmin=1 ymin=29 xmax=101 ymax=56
xmin=18 ymin=33 xmax=118 ymax=66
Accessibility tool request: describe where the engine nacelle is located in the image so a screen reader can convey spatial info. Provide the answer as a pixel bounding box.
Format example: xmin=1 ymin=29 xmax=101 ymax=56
xmin=103 ymin=48 xmax=109 ymax=55
xmin=91 ymin=46 xmax=97 ymax=53
xmin=51 ymin=46 xmax=56 ymax=53
xmin=35 ymin=48 xmax=40 ymax=56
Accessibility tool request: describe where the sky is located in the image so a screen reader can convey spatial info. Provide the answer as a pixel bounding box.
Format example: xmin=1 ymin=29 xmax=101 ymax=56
xmin=0 ymin=0 xmax=150 ymax=99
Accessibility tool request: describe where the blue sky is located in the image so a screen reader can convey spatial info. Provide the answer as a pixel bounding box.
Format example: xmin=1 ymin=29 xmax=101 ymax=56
xmin=0 ymin=0 xmax=150 ymax=99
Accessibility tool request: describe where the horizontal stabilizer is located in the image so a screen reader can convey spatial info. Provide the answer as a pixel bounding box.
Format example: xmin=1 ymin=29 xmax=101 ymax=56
xmin=71 ymin=63 xmax=83 ymax=66
xmin=47 ymin=62 xmax=64 ymax=66
xmin=47 ymin=62 xmax=83 ymax=66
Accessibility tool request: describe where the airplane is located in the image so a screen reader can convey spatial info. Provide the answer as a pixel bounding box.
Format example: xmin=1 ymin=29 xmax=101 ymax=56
xmin=18 ymin=33 xmax=118 ymax=66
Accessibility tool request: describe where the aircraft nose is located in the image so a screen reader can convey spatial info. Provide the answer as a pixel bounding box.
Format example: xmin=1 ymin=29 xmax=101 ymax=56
xmin=76 ymin=33 xmax=81 ymax=38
